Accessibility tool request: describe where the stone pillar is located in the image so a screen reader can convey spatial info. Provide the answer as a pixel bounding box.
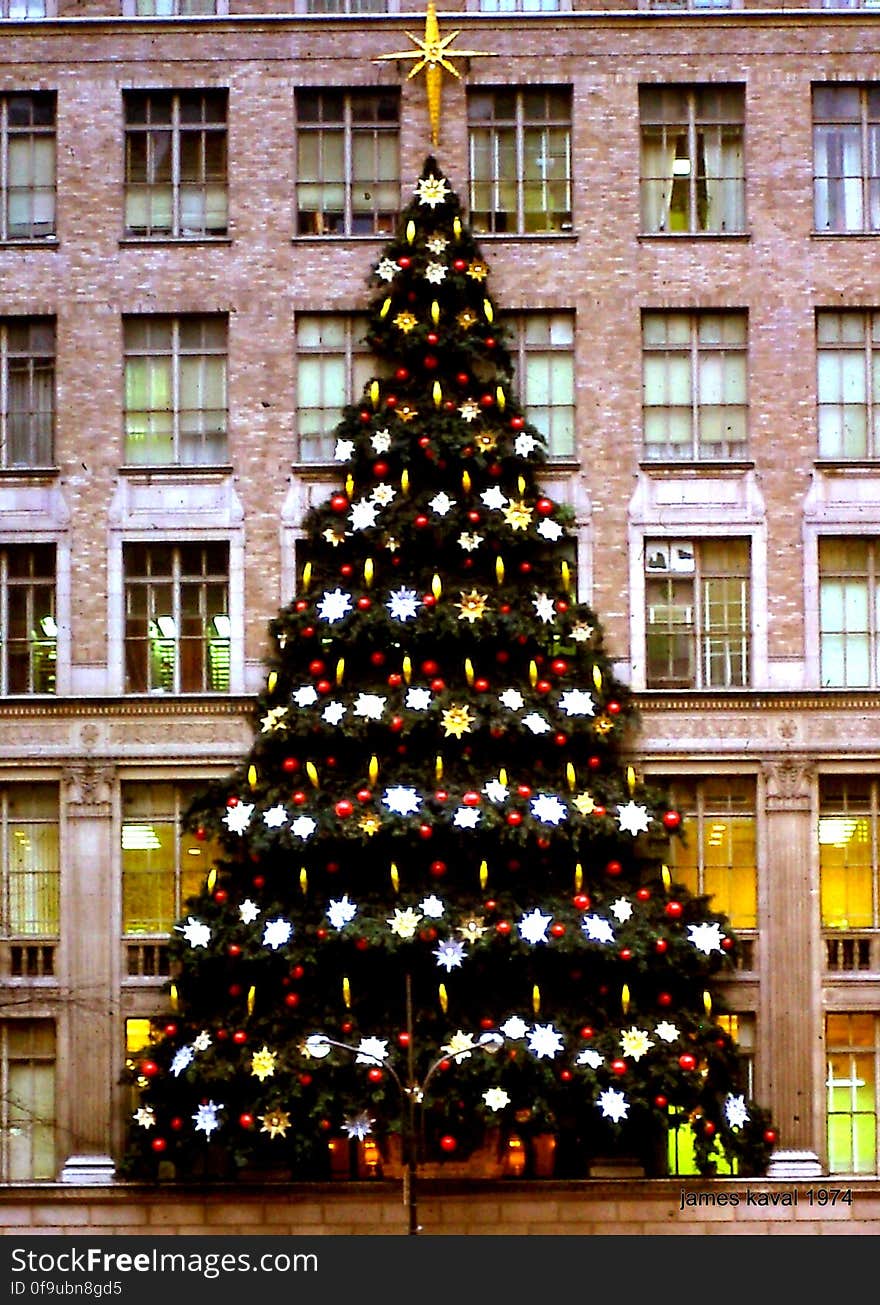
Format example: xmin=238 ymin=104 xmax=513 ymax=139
xmin=59 ymin=763 xmax=117 ymax=1183
xmin=761 ymin=756 xmax=822 ymax=1178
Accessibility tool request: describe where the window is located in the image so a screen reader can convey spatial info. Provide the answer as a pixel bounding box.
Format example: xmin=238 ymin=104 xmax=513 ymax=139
xmin=302 ymin=0 xmax=388 ymax=10
xmin=648 ymin=0 xmax=734 ymax=8
xmin=0 ymin=318 xmax=54 ymax=468
xmin=0 ymin=93 xmax=55 ymax=241
xmin=0 ymin=544 xmax=56 ymax=695
xmin=468 ymin=88 xmax=572 ymax=235
xmin=124 ymin=90 xmax=227 ymax=238
xmin=1 ymin=785 xmax=58 ymax=937
xmin=123 ymin=315 xmax=227 ymax=465
xmin=469 ymin=0 xmax=569 ymax=9
xmin=819 ymin=777 xmax=880 ymax=931
xmin=507 ymin=312 xmax=575 ymax=459
xmin=129 ymin=0 xmax=221 ymax=11
xmin=640 ymin=86 xmax=745 ymax=235
xmin=667 ymin=1013 xmax=754 ymax=1175
xmin=296 ymin=313 xmax=373 ymax=462
xmin=0 ymin=1021 xmax=55 ymax=1181
xmin=826 ymin=1013 xmax=879 ymax=1174
xmin=818 ymin=537 xmax=880 ymax=687
xmin=645 ymin=538 xmax=750 ymax=688
xmin=642 ymin=312 xmax=748 ymax=461
xmin=816 ymin=310 xmax=880 ymax=459
xmin=123 ymin=542 xmax=230 ymax=694
xmin=296 ymin=90 xmax=399 ymax=237
xmin=661 ymin=776 xmax=757 ymax=928
xmin=122 ymin=781 xmax=219 ymax=934
xmin=0 ymin=0 xmax=49 ymax=13
xmin=813 ymin=85 xmax=880 ymax=233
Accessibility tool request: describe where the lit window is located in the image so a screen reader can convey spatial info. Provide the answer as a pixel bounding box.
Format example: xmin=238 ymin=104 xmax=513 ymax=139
xmin=296 ymin=313 xmax=373 ymax=462
xmin=130 ymin=0 xmax=221 ymax=11
xmin=302 ymin=0 xmax=388 ymax=10
xmin=819 ymin=777 xmax=878 ymax=931
xmin=1 ymin=784 xmax=58 ymax=937
xmin=1 ymin=0 xmax=50 ymax=13
xmin=295 ymin=89 xmax=400 ymax=237
xmin=816 ymin=310 xmax=880 ymax=459
xmin=640 ymin=86 xmax=745 ymax=235
xmin=470 ymin=0 xmax=569 ymax=9
xmin=123 ymin=542 xmax=230 ymax=694
xmin=645 ymin=538 xmax=751 ymax=688
xmin=467 ymin=87 xmax=572 ymax=235
xmin=826 ymin=1012 xmax=879 ymax=1174
xmin=0 ymin=92 xmax=55 ymax=241
xmin=506 ymin=312 xmax=575 ymax=460
xmin=661 ymin=776 xmax=757 ymax=928
xmin=123 ymin=315 xmax=227 ymax=466
xmin=813 ymin=84 xmax=880 ymax=233
xmin=0 ymin=544 xmax=56 ymax=695
xmin=124 ymin=90 xmax=227 ymax=238
xmin=818 ymin=538 xmax=880 ymax=687
xmin=0 ymin=1021 xmax=55 ymax=1181
xmin=642 ymin=311 xmax=748 ymax=461
xmin=121 ymin=781 xmax=220 ymax=934
xmin=0 ymin=318 xmax=54 ymax=468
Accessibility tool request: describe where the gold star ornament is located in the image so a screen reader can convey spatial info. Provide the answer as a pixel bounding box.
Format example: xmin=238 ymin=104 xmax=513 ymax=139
xmin=442 ymin=704 xmax=475 ymax=738
xmin=259 ymin=1109 xmax=291 ymax=1139
xmin=374 ymin=2 xmax=494 ymax=147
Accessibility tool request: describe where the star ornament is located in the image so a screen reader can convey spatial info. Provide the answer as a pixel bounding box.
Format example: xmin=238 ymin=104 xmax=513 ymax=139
xmin=262 ymin=918 xmax=293 ymax=950
xmin=617 ymin=800 xmax=652 ymax=837
xmin=170 ymin=1046 xmax=195 ymax=1077
xmin=260 ymin=705 xmax=288 ymax=733
xmin=483 ymin=1087 xmax=511 ymax=1112
xmin=259 ymin=1109 xmax=291 ymax=1139
xmin=375 ymin=258 xmax=398 ymax=282
xmin=558 ymin=688 xmax=595 ymax=717
xmin=434 ymin=939 xmax=466 ymax=972
xmin=356 ymin=1036 xmax=388 ymax=1066
xmin=223 ymin=802 xmax=254 ymax=835
xmin=134 ymin=1106 xmax=155 ymax=1129
xmin=388 ymin=906 xmax=422 ymax=939
xmin=620 ymin=1027 xmax=655 ymax=1062
xmin=725 ymin=1094 xmax=750 ymax=1130
xmin=597 ymin=1088 xmax=629 ymax=1123
xmin=316 ymin=588 xmax=352 ymax=624
xmin=344 ymin=1112 xmax=375 ymax=1141
xmin=503 ymin=499 xmax=533 ymax=531
xmin=527 ymin=1023 xmax=565 ymax=1059
xmin=687 ymin=921 xmax=726 ymax=955
xmin=529 ymin=793 xmax=568 ymax=826
xmin=239 ymin=898 xmax=260 ymax=924
xmin=519 ymin=908 xmax=553 ymax=945
xmin=415 ymin=174 xmax=450 ymax=208
xmin=443 ymin=1030 xmax=477 ymax=1061
xmin=353 ymin=692 xmax=387 ymax=721
xmin=455 ymin=589 xmax=489 ymax=623
xmin=177 ymin=916 xmax=211 ymax=949
xmin=250 ymin=1046 xmax=277 ymax=1082
xmin=393 ymin=311 xmax=418 ymax=333
xmin=387 ymin=588 xmax=422 ymax=622
xmin=532 ymin=592 xmax=557 ymax=624
xmin=327 ymin=895 xmax=358 ymax=930
xmin=193 ymin=1101 xmax=222 ymax=1137
xmin=383 ymin=785 xmax=422 ymax=816
xmin=442 ymin=704 xmax=474 ymax=738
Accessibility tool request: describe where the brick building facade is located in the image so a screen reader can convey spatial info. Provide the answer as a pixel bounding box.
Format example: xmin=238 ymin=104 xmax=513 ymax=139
xmin=1 ymin=0 xmax=879 ymax=1192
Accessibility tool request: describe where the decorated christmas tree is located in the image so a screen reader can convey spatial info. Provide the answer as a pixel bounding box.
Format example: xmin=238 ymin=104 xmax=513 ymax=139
xmin=123 ymin=159 xmax=776 ymax=1184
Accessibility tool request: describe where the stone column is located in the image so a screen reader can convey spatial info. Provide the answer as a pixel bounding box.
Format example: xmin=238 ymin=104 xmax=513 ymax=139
xmin=761 ymin=756 xmax=823 ymax=1177
xmin=58 ymin=762 xmax=117 ymax=1183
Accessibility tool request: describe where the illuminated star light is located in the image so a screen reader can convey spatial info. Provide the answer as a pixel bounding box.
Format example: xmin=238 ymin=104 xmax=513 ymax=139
xmin=356 ymin=1037 xmax=388 ymax=1066
xmin=481 ymin=486 xmax=508 ymax=511
xmin=419 ymin=894 xmax=445 ymax=918
xmin=500 ymin=1016 xmax=529 ymax=1041
xmin=576 ymin=1048 xmax=603 ymax=1069
xmin=259 ymin=1110 xmax=291 ymax=1139
xmin=263 ymin=804 xmax=288 ymax=829
xmin=483 ymin=1087 xmax=511 ymax=1112
xmin=334 ymin=438 xmax=355 ymax=461
xmin=262 ymin=918 xmax=293 ymax=950
xmin=349 ymin=499 xmax=380 ymax=532
xmin=581 ymin=914 xmax=615 ymax=944
xmin=597 ymin=1088 xmax=629 ymax=1123
xmin=434 ymin=939 xmax=466 ymax=972
xmin=610 ymin=898 xmax=633 ymax=923
xmin=388 ymin=907 xmax=422 ymax=939
xmin=133 ymin=1107 xmax=155 ymax=1129
xmin=290 ymin=815 xmax=317 ymax=840
xmin=522 ymin=712 xmax=551 ymax=735
xmin=322 ymin=701 xmax=347 ymax=726
xmin=532 ymin=592 xmax=557 ymax=624
xmin=617 ymin=800 xmax=652 ymax=837
xmin=353 ymin=692 xmax=387 ymax=721
xmin=442 ymin=1030 xmax=477 ymax=1061
xmin=326 ymin=895 xmax=358 ymax=930
xmin=177 ymin=916 xmax=211 ymax=949
xmin=518 ymin=908 xmax=553 ymax=945
xmin=170 ymin=1046 xmax=195 ymax=1077
xmin=459 ymin=399 xmax=480 ymax=422
xmin=442 ymin=704 xmax=474 ymax=738
xmin=372 ymin=482 xmax=396 ymax=507
xmin=375 ymin=258 xmax=398 ymax=282
xmin=529 ymin=793 xmax=568 ymax=826
xmin=514 ymin=432 xmax=541 ymax=456
xmin=725 ymin=1094 xmax=750 ymax=1130
xmin=429 ymin=491 xmax=456 ymax=516
xmin=192 ymin=1101 xmax=223 ymax=1137
xmin=424 ymin=261 xmax=447 ymax=284
xmin=387 ymin=588 xmax=422 ymax=622
xmin=687 ymin=921 xmax=726 ymax=955
xmin=250 ymin=1046 xmax=277 ymax=1082
xmin=527 ymin=1024 xmax=565 ymax=1059
xmin=558 ymin=688 xmax=595 ymax=717
xmin=620 ymin=1027 xmax=655 ymax=1062
xmin=452 ymin=806 xmax=481 ymax=830
xmin=292 ymin=685 xmax=319 ymax=707
xmin=655 ymin=1021 xmax=681 ymax=1043
xmin=344 ymin=1112 xmax=375 ymax=1140
xmin=499 ymin=688 xmax=525 ymax=711
xmin=260 ymin=705 xmax=288 ymax=733
xmin=536 ymin=518 xmax=564 ymax=542
xmin=458 ymin=532 xmax=483 ymax=551
xmin=371 ymin=429 xmax=392 ymax=453
xmin=405 ymin=686 xmax=432 ymax=711
xmin=223 ymin=802 xmax=254 ymax=835
xmin=316 ymin=588 xmax=352 ymax=624
xmin=483 ymin=778 xmax=509 ymax=804
xmin=239 ymin=898 xmax=260 ymax=924
xmin=383 ymin=785 xmax=422 ymax=816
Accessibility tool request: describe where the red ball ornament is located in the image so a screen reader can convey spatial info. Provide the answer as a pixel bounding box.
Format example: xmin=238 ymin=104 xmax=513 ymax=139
xmin=580 ymin=1026 xmax=594 ymax=1039
xmin=194 ymin=826 xmax=207 ymax=842
xmin=593 ymin=805 xmax=606 ymax=817
xmin=170 ymin=1116 xmax=184 ymax=1131
xmin=665 ymin=901 xmax=684 ymax=919
xmin=510 ymin=416 xmax=525 ymax=430
xmin=440 ymin=1135 xmax=458 ymax=1153
xmin=537 ymin=836 xmax=551 ymax=850
xmin=302 ymin=626 xmax=315 ymax=638
xmin=462 ymin=791 xmax=481 ymax=807
xmin=721 ymin=937 xmax=734 ymax=951
xmin=356 ymin=597 xmax=371 ymax=611
xmin=507 ymin=811 xmax=523 ymax=826
xmin=430 ymin=860 xmax=447 ymax=879
xmin=151 ymin=1137 xmax=168 ymax=1153
xmin=387 ymin=672 xmax=402 ymax=688
xmin=330 ymin=494 xmax=349 ymax=513
xmin=341 ymin=1021 xmax=353 ymax=1034
xmin=453 ymin=258 xmax=467 ymax=272
xmin=654 ymin=1095 xmax=668 ymax=1109
xmin=163 ymin=1023 xmax=178 ymax=1037
xmin=282 ymin=757 xmax=300 ymax=773
xmin=704 ymin=1121 xmax=716 ymax=1136
xmin=655 ymin=938 xmax=669 ymax=954
xmin=414 ymin=514 xmax=429 ymax=529
xmin=550 ymin=658 xmax=568 ymax=675
xmin=232 ymin=1030 xmax=247 ymax=1045
xmin=226 ymin=795 xmax=239 ymax=808
xmin=474 ymin=677 xmax=490 ymax=693
xmin=555 ymin=600 xmax=569 ymax=613
xmin=662 ymin=810 xmax=682 ymax=830
xmin=140 ymin=1060 xmax=159 ymax=1078
xmin=316 ymin=679 xmax=332 ymax=694
xmin=636 ymin=887 xmax=651 ymax=902
xmin=606 ymin=860 xmax=622 ymax=877
xmin=294 ymin=600 xmax=308 ymax=612
xmin=560 ymin=1069 xmax=573 ymax=1083
xmin=418 ymin=436 xmax=431 ymax=449
xmin=239 ymin=1113 xmax=255 ymax=1129
xmin=370 ymin=651 xmax=386 ymax=667
xmin=444 ymin=400 xmax=456 ymax=411
xmin=227 ymin=944 xmax=241 ymax=958
xmin=657 ymin=991 xmax=673 ymax=1006
xmin=678 ymin=1053 xmax=697 ymax=1072
xmin=426 ymin=332 xmax=439 ymax=345
xmin=214 ymin=888 xmax=228 ymax=904
xmin=355 ymin=937 xmax=369 ymax=952
xmin=397 ymin=256 xmax=411 ymax=269
xmin=298 ymin=1073 xmax=312 ymax=1086
xmin=456 ymin=372 xmax=469 ymax=386
xmin=291 ymin=790 xmax=306 ymax=805
xmin=434 ymin=790 xmax=448 ymax=803
xmin=485 ymin=337 xmax=496 ymax=348
xmin=499 ymin=604 xmax=511 ymax=615
xmin=573 ymin=893 xmax=591 ymax=910
xmin=550 ymin=922 xmax=566 ymax=938
xmin=619 ymin=947 xmax=633 ymax=961
xmin=607 ymin=701 xmax=621 ymax=716
xmin=398 ymin=1032 xmax=411 ymax=1047
xmin=390 ymin=716 xmax=404 ymax=732
xmin=367 ymin=1067 xmax=384 ymax=1083
xmin=535 ymin=679 xmax=552 ymax=694
xmin=611 ymin=1059 xmax=627 ymax=1076
xmin=335 ymin=799 xmax=353 ymax=818
xmin=418 ymin=824 xmax=433 ymax=840
xmin=356 ymin=788 xmax=372 ymax=804
xmin=430 ymin=677 xmax=445 ymax=692
xmin=496 ymin=920 xmax=511 ymax=935
xmin=554 ymin=732 xmax=568 ymax=747
xmin=516 ymin=784 xmax=532 ymax=798
xmin=252 ymin=875 xmax=265 ymax=888
xmin=536 ymin=497 xmax=554 ymax=516
xmin=763 ymin=1129 xmax=777 ymax=1145
xmin=373 ymin=460 xmax=389 ymax=477
xmin=340 ymin=564 xmax=353 ymax=578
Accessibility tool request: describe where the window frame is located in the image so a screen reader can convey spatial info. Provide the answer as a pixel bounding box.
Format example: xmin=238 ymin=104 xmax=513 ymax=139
xmin=0 ymin=783 xmax=59 ymax=939
xmin=812 ymin=83 xmax=880 ymax=234
xmin=122 ymin=540 xmax=230 ymax=695
xmin=0 ymin=92 xmax=56 ymax=243
xmin=294 ymin=88 xmax=401 ymax=238
xmin=121 ymin=779 xmax=219 ymax=936
xmin=467 ymin=86 xmax=573 ymax=236
xmin=123 ymin=313 xmax=228 ymax=467
xmin=0 ymin=317 xmax=55 ymax=469
xmin=0 ymin=543 xmax=56 ymax=696
xmin=816 ymin=309 xmax=880 ymax=460
xmin=123 ymin=89 xmax=228 ymax=240
xmin=505 ymin=311 xmax=576 ymax=461
xmin=642 ymin=309 xmax=749 ymax=462
xmin=658 ymin=774 xmax=758 ymax=929
xmin=819 ymin=774 xmax=880 ymax=933
xmin=825 ymin=1012 xmax=880 ymax=1175
xmin=0 ymin=1019 xmax=56 ymax=1182
xmin=295 ymin=311 xmax=373 ymax=464
xmin=818 ymin=536 xmax=880 ymax=688
xmin=644 ymin=536 xmax=752 ymax=689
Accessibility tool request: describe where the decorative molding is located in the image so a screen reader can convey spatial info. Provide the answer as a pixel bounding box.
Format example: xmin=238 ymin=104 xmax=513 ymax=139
xmin=762 ymin=757 xmax=815 ymax=811
xmin=64 ymin=764 xmax=116 ymax=817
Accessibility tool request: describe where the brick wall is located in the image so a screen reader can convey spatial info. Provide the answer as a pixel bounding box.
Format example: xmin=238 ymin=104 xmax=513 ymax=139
xmin=1 ymin=1180 xmax=879 ymax=1236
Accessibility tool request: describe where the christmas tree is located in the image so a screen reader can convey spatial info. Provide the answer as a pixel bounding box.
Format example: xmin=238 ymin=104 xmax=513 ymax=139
xmin=123 ymin=159 xmax=776 ymax=1184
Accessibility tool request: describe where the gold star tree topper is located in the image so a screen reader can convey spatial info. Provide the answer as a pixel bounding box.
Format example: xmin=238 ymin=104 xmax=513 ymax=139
xmin=375 ymin=2 xmax=493 ymax=146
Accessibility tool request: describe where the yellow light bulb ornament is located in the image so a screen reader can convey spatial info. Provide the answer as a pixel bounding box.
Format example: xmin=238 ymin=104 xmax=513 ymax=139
xmin=433 ymin=381 xmax=442 ymax=407
xmin=432 ymin=574 xmax=442 ymax=600
xmin=453 ymin=217 xmax=462 ymax=239
xmin=267 ymin=670 xmax=277 ymax=694
xmin=169 ymin=983 xmax=179 ymax=1012
xmin=479 ymin=859 xmax=488 ymax=889
xmin=462 ymin=469 xmax=471 ymax=493
xmin=380 ymin=298 xmax=392 ymax=318
xmin=627 ymin=766 xmax=636 ymax=795
xmin=574 ymin=863 xmax=583 ymax=891
xmin=484 ymin=299 xmax=494 ymax=324
xmin=593 ymin=664 xmax=603 ymax=693
xmin=439 ymin=984 xmax=448 ymax=1014
xmin=306 ymin=761 xmax=319 ymax=788
xmin=369 ymin=755 xmax=379 ymax=785
xmin=391 ymin=863 xmax=400 ymax=892
xmin=496 ymin=556 xmax=505 ymax=585
xmin=300 ymin=867 xmax=308 ymax=894
xmin=247 ymin=985 xmax=256 ymax=1016
xmin=345 ymin=474 xmax=354 ymax=498
xmin=402 ymin=655 xmax=412 ymax=684
xmin=401 ymin=469 xmax=410 ymax=496
xmin=207 ymin=866 xmax=217 ymax=893
xmin=499 ymin=768 xmax=508 ymax=786
xmin=529 ymin=660 xmax=538 ymax=687
xmin=661 ymin=864 xmax=671 ymax=892
xmin=301 ymin=562 xmax=312 ymax=592
xmin=370 ymin=380 xmax=380 ymax=409
xmin=464 ymin=659 xmax=474 ymax=686
xmin=496 ymin=386 xmax=505 ymax=411
xmin=566 ymin=762 xmax=576 ymax=791
xmin=703 ymin=990 xmax=712 ymax=1017
xmin=517 ymin=475 xmax=526 ymax=496
xmin=561 ymin=561 xmax=571 ymax=592
xmin=622 ymin=984 xmax=630 ymax=1015
xmin=343 ymin=977 xmax=351 ymax=1009
xmin=335 ymin=658 xmax=344 ymax=686
xmin=431 ymin=300 xmax=440 ymax=325
xmin=532 ymin=985 xmax=541 ymax=1015
xmin=435 ymin=754 xmax=443 ymax=780
xmin=364 ymin=557 xmax=374 ymax=587
xmin=247 ymin=764 xmax=258 ymax=789
xmin=406 ymin=219 xmax=416 ymax=244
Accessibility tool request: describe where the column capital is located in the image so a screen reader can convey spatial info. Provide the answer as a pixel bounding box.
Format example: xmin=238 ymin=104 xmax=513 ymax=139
xmin=64 ymin=763 xmax=116 ymax=818
xmin=762 ymin=755 xmax=815 ymax=811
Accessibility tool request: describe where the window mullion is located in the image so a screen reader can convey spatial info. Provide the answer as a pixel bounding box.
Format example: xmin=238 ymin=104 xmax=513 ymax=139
xmin=688 ymin=100 xmax=698 ymax=233
xmin=343 ymin=98 xmax=353 ymax=235
xmin=172 ymin=547 xmax=182 ymax=695
xmin=862 ymin=91 xmax=871 ymax=234
xmin=0 ymin=554 xmax=7 ymax=695
xmin=691 ymin=320 xmax=700 ymax=459
xmin=516 ymin=96 xmax=525 ymax=233
xmin=866 ymin=314 xmax=876 ymax=457
xmin=0 ymin=328 xmax=8 ymax=469
xmin=0 ymin=101 xmax=7 ymax=242
xmin=694 ymin=546 xmax=705 ymax=689
xmin=171 ymin=320 xmax=181 ymax=462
